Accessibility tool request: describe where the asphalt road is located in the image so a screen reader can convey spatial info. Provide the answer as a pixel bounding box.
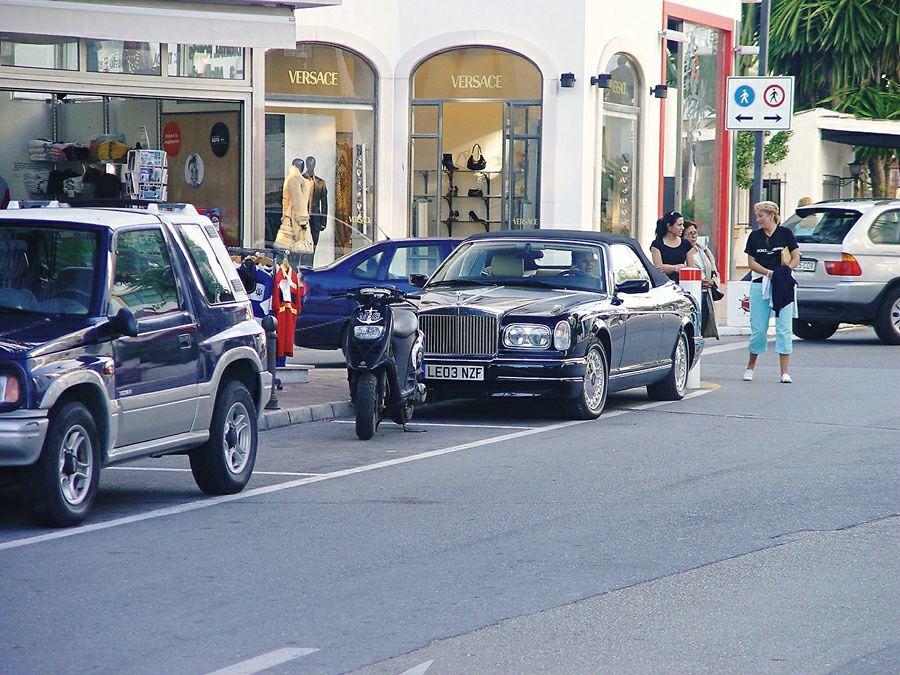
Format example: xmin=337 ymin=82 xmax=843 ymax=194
xmin=1 ymin=327 xmax=897 ymax=674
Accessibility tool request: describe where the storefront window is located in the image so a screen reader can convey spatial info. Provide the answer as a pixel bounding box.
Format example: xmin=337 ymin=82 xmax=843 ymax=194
xmin=663 ymin=21 xmax=724 ymax=256
xmin=167 ymin=44 xmax=245 ymax=79
xmin=410 ymin=47 xmax=542 ymax=237
xmin=0 ymin=90 xmax=243 ymax=244
xmin=600 ymin=54 xmax=641 ymax=236
xmin=86 ymin=41 xmax=161 ymax=75
xmin=0 ymin=34 xmax=78 ymax=70
xmin=265 ymin=44 xmax=377 ymax=265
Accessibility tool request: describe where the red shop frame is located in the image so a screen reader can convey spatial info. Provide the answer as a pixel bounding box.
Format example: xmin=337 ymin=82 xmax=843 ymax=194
xmin=659 ymin=1 xmax=734 ymax=282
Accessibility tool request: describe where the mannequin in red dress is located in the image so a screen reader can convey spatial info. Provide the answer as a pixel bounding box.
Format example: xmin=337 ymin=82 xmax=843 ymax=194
xmin=272 ymin=254 xmax=305 ymax=360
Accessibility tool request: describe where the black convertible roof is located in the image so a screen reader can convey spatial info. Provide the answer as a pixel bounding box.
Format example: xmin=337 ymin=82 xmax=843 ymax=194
xmin=463 ymin=229 xmax=671 ymax=287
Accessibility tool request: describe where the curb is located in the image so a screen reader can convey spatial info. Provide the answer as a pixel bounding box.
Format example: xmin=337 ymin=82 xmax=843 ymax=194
xmin=260 ymin=400 xmax=354 ymax=431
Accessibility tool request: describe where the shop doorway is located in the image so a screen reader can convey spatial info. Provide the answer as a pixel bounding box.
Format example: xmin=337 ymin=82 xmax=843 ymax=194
xmin=409 ymin=47 xmax=542 ymax=237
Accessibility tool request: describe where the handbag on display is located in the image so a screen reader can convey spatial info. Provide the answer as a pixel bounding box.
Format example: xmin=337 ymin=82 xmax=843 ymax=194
xmin=275 ymin=216 xmax=315 ymax=254
xmin=467 ymin=188 xmax=484 ymax=197
xmin=442 ymin=153 xmax=458 ymax=172
xmin=467 ymin=143 xmax=486 ymax=171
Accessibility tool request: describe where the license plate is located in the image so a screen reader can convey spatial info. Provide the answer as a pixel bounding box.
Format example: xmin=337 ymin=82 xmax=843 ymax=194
xmin=797 ymin=259 xmax=817 ymax=272
xmin=425 ymin=364 xmax=484 ymax=381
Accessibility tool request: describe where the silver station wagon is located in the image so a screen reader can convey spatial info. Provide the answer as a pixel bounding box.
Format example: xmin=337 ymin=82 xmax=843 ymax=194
xmin=784 ymin=199 xmax=900 ymax=344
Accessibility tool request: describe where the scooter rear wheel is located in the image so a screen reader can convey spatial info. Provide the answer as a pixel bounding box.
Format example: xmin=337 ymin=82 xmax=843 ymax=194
xmin=355 ymin=373 xmax=378 ymax=440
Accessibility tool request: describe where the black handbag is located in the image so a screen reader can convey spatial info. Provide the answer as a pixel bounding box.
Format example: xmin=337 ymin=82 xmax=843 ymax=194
xmin=710 ymin=283 xmax=724 ymax=301
xmin=466 ymin=143 xmax=486 ymax=171
xmin=467 ymin=188 xmax=483 ymax=197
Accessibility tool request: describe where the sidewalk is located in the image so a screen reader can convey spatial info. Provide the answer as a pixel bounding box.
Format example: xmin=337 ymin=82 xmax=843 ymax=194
xmin=260 ymin=367 xmax=352 ymax=431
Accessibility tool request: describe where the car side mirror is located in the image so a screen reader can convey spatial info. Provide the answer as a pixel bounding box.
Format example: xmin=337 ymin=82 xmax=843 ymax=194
xmin=615 ymin=279 xmax=651 ymax=295
xmin=110 ymin=307 xmax=138 ymax=338
xmin=409 ymin=273 xmax=429 ymax=288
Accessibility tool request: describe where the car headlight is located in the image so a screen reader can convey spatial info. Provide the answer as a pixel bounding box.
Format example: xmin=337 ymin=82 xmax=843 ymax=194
xmin=503 ymin=323 xmax=551 ymax=349
xmin=553 ymin=320 xmax=572 ymax=351
xmin=354 ymin=325 xmax=385 ymax=340
xmin=0 ymin=370 xmax=24 ymax=409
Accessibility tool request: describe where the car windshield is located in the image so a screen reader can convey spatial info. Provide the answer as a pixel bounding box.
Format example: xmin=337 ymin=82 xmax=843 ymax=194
xmin=429 ymin=240 xmax=606 ymax=293
xmin=784 ymin=208 xmax=862 ymax=244
xmin=0 ymin=224 xmax=100 ymax=316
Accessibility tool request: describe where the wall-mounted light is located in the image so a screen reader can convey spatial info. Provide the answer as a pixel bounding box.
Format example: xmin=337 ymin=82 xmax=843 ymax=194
xmin=734 ymin=45 xmax=760 ymax=56
xmin=651 ymin=84 xmax=668 ymax=99
xmin=560 ymin=72 xmax=576 ymax=88
xmin=848 ymin=160 xmax=863 ymax=179
xmin=659 ymin=28 xmax=687 ymax=43
xmin=590 ymin=73 xmax=612 ymax=88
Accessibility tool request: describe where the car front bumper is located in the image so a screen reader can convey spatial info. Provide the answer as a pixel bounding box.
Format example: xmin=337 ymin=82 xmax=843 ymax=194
xmin=797 ymin=281 xmax=884 ymax=323
xmin=423 ymin=355 xmax=586 ymax=399
xmin=0 ymin=410 xmax=49 ymax=466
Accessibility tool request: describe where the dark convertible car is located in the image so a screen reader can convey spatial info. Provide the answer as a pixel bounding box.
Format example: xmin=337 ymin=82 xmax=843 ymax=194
xmin=413 ymin=230 xmax=702 ymax=419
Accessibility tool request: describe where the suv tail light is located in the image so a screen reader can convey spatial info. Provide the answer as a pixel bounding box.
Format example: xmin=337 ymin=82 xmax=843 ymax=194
xmin=824 ymin=253 xmax=862 ymax=276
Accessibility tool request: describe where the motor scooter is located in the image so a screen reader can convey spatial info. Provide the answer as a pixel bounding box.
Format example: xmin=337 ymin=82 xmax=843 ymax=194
xmin=334 ymin=286 xmax=426 ymax=440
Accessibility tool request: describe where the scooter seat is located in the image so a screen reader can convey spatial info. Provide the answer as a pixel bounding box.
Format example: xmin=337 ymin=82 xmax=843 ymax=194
xmin=393 ymin=308 xmax=418 ymax=339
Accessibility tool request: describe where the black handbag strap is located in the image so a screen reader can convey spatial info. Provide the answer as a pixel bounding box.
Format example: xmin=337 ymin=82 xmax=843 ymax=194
xmin=471 ymin=143 xmax=482 ymax=158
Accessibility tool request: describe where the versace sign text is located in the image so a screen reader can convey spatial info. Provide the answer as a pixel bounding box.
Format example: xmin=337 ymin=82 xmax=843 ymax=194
xmin=288 ymin=70 xmax=339 ymax=86
xmin=450 ymin=74 xmax=504 ymax=89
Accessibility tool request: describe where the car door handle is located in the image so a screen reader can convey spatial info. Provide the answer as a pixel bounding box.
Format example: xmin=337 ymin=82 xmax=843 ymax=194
xmin=178 ymin=333 xmax=193 ymax=349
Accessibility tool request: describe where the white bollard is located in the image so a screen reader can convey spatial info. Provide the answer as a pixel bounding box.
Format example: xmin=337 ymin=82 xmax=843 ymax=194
xmin=679 ymin=267 xmax=702 ymax=390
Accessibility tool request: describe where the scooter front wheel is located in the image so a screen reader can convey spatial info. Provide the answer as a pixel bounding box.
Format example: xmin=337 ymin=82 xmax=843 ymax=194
xmin=355 ymin=372 xmax=379 ymax=440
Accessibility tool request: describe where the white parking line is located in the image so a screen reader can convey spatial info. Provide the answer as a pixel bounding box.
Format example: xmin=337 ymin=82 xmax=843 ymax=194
xmin=106 ymin=467 xmax=323 ymax=477
xmin=0 ymin=389 xmax=712 ymax=553
xmin=330 ymin=420 xmax=535 ymax=430
xmin=205 ymin=647 xmax=318 ymax=675
xmin=398 ymin=660 xmax=434 ymax=675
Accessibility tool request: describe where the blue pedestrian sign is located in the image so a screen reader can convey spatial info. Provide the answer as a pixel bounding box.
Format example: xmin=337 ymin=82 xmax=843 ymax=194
xmin=734 ymin=85 xmax=754 ymax=107
xmin=726 ymin=76 xmax=794 ymax=131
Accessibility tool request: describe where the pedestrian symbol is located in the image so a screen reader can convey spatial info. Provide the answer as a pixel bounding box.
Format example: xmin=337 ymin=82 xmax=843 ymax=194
xmin=735 ymin=85 xmax=754 ymax=107
xmin=763 ymin=84 xmax=785 ymax=107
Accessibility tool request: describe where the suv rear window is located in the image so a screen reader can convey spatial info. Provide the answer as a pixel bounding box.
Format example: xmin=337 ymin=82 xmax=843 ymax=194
xmin=783 ymin=208 xmax=862 ymax=244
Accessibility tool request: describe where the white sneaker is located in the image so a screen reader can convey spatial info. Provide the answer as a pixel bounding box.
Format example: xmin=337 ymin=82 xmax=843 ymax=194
xmin=781 ymin=373 xmax=793 ymax=384
xmin=742 ymin=369 xmax=754 ymax=381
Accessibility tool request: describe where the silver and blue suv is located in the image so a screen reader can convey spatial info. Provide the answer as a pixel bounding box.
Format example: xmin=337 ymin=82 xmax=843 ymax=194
xmin=784 ymin=199 xmax=900 ymax=344
xmin=0 ymin=205 xmax=271 ymax=526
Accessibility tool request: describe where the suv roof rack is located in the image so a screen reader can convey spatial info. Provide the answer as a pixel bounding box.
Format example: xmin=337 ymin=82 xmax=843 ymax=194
xmin=8 ymin=200 xmax=70 ymax=209
xmin=6 ymin=199 xmax=199 ymax=214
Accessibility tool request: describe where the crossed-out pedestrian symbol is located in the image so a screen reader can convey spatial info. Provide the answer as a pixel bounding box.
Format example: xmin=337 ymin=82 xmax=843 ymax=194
xmin=764 ymin=84 xmax=785 ymax=107
xmin=735 ymin=85 xmax=754 ymax=107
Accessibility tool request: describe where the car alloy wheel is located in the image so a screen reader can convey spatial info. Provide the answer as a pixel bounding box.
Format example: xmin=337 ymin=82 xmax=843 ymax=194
xmin=891 ymin=297 xmax=900 ymax=336
xmin=583 ymin=347 xmax=606 ymax=412
xmin=222 ymin=401 xmax=252 ymax=474
xmin=58 ymin=424 xmax=94 ymax=506
xmin=674 ymin=334 xmax=689 ymax=396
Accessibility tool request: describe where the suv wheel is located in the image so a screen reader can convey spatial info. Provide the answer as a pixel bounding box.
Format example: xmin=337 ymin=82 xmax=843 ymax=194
xmin=793 ymin=319 xmax=839 ymax=341
xmin=190 ymin=380 xmax=258 ymax=495
xmin=21 ymin=401 xmax=100 ymax=527
xmin=874 ymin=286 xmax=900 ymax=345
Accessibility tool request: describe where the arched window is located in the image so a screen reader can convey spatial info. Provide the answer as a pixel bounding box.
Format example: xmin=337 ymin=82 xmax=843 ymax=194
xmin=600 ymin=53 xmax=641 ymax=236
xmin=409 ymin=47 xmax=542 ymax=237
xmin=265 ymin=44 xmax=377 ymax=262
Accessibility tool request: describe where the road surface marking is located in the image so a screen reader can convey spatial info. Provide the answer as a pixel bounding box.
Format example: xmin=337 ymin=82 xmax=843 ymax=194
xmin=106 ymin=467 xmax=323 ymax=477
xmin=330 ymin=420 xmax=535 ymax=430
xmin=206 ymin=647 xmax=318 ymax=675
xmin=398 ymin=660 xmax=434 ymax=675
xmin=0 ymin=389 xmax=712 ymax=553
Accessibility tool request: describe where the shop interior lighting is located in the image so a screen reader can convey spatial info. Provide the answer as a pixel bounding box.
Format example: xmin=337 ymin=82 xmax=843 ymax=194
xmin=560 ymin=72 xmax=576 ymax=88
xmin=590 ymin=73 xmax=612 ymax=88
xmin=734 ymin=45 xmax=760 ymax=56
xmin=651 ymin=84 xmax=668 ymax=99
xmin=659 ymin=29 xmax=687 ymax=43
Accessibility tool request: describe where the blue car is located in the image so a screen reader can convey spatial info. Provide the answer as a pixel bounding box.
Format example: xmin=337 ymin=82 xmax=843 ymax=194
xmin=297 ymin=238 xmax=460 ymax=349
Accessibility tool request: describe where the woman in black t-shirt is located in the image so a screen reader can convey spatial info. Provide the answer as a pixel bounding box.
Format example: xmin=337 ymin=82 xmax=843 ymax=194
xmin=650 ymin=211 xmax=696 ymax=282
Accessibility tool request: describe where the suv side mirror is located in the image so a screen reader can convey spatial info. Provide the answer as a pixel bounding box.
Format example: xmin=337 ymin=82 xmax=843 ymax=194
xmin=615 ymin=279 xmax=651 ymax=295
xmin=409 ymin=273 xmax=429 ymax=288
xmin=110 ymin=307 xmax=138 ymax=338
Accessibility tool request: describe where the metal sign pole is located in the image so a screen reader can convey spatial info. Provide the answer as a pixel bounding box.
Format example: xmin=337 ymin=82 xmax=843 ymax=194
xmin=751 ymin=0 xmax=771 ymax=229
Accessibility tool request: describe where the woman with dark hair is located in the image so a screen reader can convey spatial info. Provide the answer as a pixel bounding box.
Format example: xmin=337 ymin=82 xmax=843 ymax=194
xmin=650 ymin=211 xmax=695 ymax=282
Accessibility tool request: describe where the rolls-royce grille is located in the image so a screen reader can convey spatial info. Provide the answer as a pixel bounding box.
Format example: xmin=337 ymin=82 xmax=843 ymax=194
xmin=420 ymin=313 xmax=498 ymax=357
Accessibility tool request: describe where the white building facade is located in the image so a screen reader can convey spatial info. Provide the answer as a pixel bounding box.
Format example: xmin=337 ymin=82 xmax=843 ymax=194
xmin=254 ymin=0 xmax=743 ymax=278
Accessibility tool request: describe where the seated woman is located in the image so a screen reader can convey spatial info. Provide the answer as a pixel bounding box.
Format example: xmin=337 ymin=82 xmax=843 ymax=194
xmin=650 ymin=211 xmax=695 ymax=282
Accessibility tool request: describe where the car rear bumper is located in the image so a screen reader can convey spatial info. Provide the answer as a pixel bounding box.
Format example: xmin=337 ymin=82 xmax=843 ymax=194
xmin=0 ymin=411 xmax=49 ymax=466
xmin=797 ymin=282 xmax=884 ymax=323
xmin=423 ymin=355 xmax=585 ymax=399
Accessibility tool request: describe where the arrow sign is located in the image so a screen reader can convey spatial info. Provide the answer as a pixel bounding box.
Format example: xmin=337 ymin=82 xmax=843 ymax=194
xmin=736 ymin=114 xmax=754 ymax=122
xmin=764 ymin=114 xmax=782 ymax=122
